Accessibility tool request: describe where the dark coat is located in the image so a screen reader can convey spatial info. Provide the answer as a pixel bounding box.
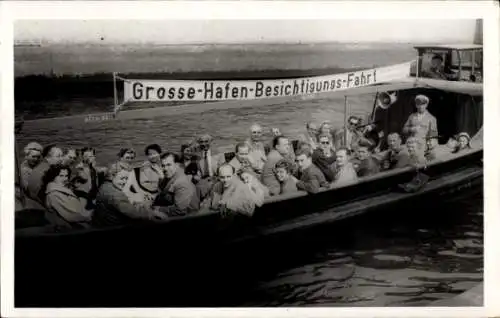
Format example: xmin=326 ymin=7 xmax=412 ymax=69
xmin=154 ymin=169 xmax=200 ymax=217
xmin=296 ymin=164 xmax=329 ymax=194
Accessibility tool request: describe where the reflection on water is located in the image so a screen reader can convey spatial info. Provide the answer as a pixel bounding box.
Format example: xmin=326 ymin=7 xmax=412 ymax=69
xmin=234 ymin=191 xmax=483 ymax=307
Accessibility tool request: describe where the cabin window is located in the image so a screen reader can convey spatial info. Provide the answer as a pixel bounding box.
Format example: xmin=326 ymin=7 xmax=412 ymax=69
xmin=450 ymin=50 xmax=483 ymax=82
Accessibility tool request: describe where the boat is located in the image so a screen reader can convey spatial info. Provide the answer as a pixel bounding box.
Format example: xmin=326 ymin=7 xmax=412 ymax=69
xmin=13 ymin=44 xmax=484 ymax=307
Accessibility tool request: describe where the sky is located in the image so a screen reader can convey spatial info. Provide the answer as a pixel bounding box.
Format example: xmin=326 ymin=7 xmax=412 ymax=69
xmin=14 ymin=19 xmax=479 ymax=45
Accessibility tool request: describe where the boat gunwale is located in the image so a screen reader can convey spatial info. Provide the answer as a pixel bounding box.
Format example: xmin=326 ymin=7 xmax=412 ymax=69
xmin=14 ymin=146 xmax=483 ymax=239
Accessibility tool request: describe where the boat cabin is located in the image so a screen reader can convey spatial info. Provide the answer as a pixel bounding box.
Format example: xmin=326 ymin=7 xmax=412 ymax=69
xmin=410 ymin=44 xmax=483 ymax=83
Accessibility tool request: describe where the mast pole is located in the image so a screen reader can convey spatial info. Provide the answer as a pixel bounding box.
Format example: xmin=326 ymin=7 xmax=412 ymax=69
xmin=113 ymin=72 xmax=118 ymax=114
xmin=344 ymin=96 xmax=348 ymax=148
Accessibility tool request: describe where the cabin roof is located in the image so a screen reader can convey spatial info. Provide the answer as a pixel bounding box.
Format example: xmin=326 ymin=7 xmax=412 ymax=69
xmin=414 ymin=44 xmax=483 ymax=51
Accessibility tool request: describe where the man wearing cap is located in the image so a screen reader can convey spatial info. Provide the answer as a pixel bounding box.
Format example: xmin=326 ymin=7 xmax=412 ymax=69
xmin=20 ymin=142 xmax=43 ymax=190
xmin=402 ymin=94 xmax=438 ymax=149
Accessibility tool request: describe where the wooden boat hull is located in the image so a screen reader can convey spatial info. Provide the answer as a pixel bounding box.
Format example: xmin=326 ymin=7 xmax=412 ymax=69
xmin=14 ymin=150 xmax=483 ymax=307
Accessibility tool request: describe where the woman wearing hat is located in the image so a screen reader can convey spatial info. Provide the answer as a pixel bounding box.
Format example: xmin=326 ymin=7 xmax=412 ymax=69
xmin=452 ymin=132 xmax=472 ymax=154
xmin=402 ymin=94 xmax=438 ymax=149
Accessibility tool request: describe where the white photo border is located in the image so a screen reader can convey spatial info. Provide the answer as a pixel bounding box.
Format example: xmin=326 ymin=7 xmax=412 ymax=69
xmin=1 ymin=1 xmax=499 ymax=317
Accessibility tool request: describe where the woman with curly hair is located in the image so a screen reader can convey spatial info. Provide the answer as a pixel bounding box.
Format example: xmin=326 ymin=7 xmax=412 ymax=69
xmin=42 ymin=165 xmax=92 ymax=229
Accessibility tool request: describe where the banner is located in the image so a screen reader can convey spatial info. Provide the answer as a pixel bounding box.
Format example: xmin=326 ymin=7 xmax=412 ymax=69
xmin=123 ymin=61 xmax=413 ymax=102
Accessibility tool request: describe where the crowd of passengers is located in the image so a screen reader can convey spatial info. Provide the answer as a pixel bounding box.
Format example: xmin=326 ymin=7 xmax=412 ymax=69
xmin=18 ymin=94 xmax=474 ymax=230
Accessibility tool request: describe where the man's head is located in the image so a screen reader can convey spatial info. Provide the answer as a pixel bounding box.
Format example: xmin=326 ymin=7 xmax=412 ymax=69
xmin=63 ymin=149 xmax=78 ymax=166
xmin=318 ymin=134 xmax=332 ymax=152
xmin=218 ymin=164 xmax=235 ymax=189
xmin=197 ymin=134 xmax=212 ymax=151
xmin=295 ymin=149 xmax=312 ymax=171
xmin=306 ymin=122 xmax=319 ymax=137
xmin=235 ymin=142 xmax=250 ymax=163
xmin=273 ymin=135 xmax=290 ymax=156
xmin=250 ymin=124 xmax=263 ymax=142
xmin=356 ymin=146 xmax=370 ymax=161
xmin=335 ymin=148 xmax=349 ymax=167
xmin=387 ymin=133 xmax=402 ymax=151
xmin=347 ymin=116 xmax=361 ymax=131
xmin=24 ymin=142 xmax=43 ymax=167
xmin=319 ymin=121 xmax=332 ymax=135
xmin=415 ymin=95 xmax=429 ymax=114
xmin=81 ymin=147 xmax=96 ymax=167
xmin=43 ymin=145 xmax=64 ymax=166
xmin=161 ymin=152 xmax=181 ymax=179
xmin=431 ymin=54 xmax=444 ymax=68
xmin=145 ymin=144 xmax=162 ymax=164
xmin=274 ymin=159 xmax=292 ymax=183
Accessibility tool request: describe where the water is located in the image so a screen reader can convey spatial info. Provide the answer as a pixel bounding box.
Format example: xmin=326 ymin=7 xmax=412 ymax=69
xmin=14 ymin=43 xmax=483 ymax=306
xmin=204 ymin=190 xmax=483 ymax=307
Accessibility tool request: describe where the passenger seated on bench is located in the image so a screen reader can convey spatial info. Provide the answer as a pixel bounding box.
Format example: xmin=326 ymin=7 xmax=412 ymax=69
xmin=246 ymin=124 xmax=268 ymax=171
xmin=42 ymin=165 xmax=92 ymax=229
xmin=180 ymin=144 xmax=201 ymax=184
xmin=122 ymin=144 xmax=163 ymax=204
xmin=331 ymin=148 xmax=358 ymax=185
xmin=93 ymin=166 xmax=168 ymax=227
xmin=27 ymin=144 xmax=65 ymax=204
xmin=312 ymin=133 xmax=336 ymax=182
xmin=153 ymin=152 xmax=200 ymax=217
xmin=20 ymin=142 xmax=43 ymax=192
xmin=262 ymin=136 xmax=294 ymax=196
xmin=375 ymin=133 xmax=409 ymax=171
xmin=352 ymin=144 xmax=379 ymax=178
xmin=239 ymin=168 xmax=269 ymax=207
xmin=109 ymin=148 xmax=136 ymax=174
xmin=201 ymin=164 xmax=257 ymax=217
xmin=452 ymin=132 xmax=472 ymax=154
xmin=298 ymin=122 xmax=319 ymax=151
xmin=229 ymin=142 xmax=263 ymax=177
xmin=194 ymin=134 xmax=222 ymax=201
xmin=424 ymin=131 xmax=448 ymax=161
xmin=398 ymin=137 xmax=427 ymax=168
xmin=274 ymin=159 xmax=299 ymax=195
xmin=295 ymin=148 xmax=329 ymax=194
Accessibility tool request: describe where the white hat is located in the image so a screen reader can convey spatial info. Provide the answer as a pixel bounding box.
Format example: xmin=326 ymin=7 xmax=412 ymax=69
xmin=415 ymin=94 xmax=430 ymax=105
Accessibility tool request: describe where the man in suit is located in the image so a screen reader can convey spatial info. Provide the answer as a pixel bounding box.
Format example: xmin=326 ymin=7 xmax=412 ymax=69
xmin=195 ymin=134 xmax=223 ymax=201
xmin=153 ymin=152 xmax=200 ymax=217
